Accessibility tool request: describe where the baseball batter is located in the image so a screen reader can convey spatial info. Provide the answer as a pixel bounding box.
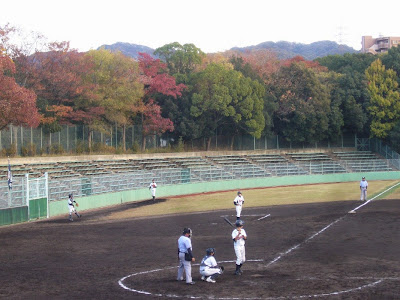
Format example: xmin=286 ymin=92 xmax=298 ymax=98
xmin=67 ymin=193 xmax=81 ymax=221
xmin=149 ymin=179 xmax=157 ymax=201
xmin=177 ymin=227 xmax=195 ymax=285
xmin=199 ymin=248 xmax=224 ymax=283
xmin=233 ymin=191 xmax=244 ymax=220
xmin=232 ymin=219 xmax=247 ymax=275
xmin=360 ymin=176 xmax=368 ymax=202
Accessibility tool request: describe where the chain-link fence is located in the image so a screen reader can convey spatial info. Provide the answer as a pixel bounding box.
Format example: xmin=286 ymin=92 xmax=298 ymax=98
xmin=0 ymin=124 xmax=361 ymax=156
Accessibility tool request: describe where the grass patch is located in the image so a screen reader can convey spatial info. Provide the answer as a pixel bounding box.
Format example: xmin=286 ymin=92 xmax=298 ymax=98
xmin=105 ymin=180 xmax=399 ymax=220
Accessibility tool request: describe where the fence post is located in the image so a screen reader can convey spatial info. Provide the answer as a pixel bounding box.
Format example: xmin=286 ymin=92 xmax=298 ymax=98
xmin=25 ymin=173 xmax=29 ymax=219
xmin=45 ymin=172 xmax=49 ymax=218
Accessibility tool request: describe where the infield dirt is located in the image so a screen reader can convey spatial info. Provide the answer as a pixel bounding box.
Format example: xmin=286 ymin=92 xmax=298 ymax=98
xmin=0 ymin=197 xmax=399 ymax=299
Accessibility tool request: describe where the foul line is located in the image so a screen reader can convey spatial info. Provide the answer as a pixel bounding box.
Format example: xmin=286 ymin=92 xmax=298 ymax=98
xmin=268 ymin=181 xmax=400 ymax=267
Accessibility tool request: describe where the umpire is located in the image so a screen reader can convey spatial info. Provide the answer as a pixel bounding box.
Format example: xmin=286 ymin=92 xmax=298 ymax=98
xmin=177 ymin=228 xmax=196 ymax=285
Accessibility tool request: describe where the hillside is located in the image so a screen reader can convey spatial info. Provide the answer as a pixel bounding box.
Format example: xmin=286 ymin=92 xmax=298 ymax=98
xmin=98 ymin=40 xmax=358 ymax=60
xmin=98 ymin=42 xmax=155 ymax=58
xmin=231 ymin=40 xmax=358 ymax=60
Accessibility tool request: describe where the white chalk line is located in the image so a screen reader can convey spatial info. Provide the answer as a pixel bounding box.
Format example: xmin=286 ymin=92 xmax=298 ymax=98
xmin=119 ymin=182 xmax=400 ymax=298
xmin=268 ymin=181 xmax=400 ymax=267
xmin=118 ymin=262 xmax=390 ymax=299
xmin=257 ymin=214 xmax=271 ymax=221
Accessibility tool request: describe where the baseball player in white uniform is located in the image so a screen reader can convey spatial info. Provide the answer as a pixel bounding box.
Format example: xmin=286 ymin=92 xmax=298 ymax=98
xmin=233 ymin=191 xmax=244 ymax=220
xmin=360 ymin=177 xmax=368 ymax=202
xmin=232 ymin=219 xmax=247 ymax=275
xmin=199 ymin=248 xmax=224 ymax=283
xmin=177 ymin=228 xmax=195 ymax=285
xmin=67 ymin=193 xmax=81 ymax=221
xmin=149 ymin=179 xmax=157 ymax=201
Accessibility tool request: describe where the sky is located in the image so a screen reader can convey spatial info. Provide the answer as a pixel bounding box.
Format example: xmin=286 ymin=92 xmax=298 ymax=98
xmin=1 ymin=0 xmax=400 ymax=53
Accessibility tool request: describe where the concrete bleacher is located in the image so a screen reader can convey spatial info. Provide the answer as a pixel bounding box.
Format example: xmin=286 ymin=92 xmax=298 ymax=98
xmin=245 ymin=154 xmax=288 ymax=164
xmin=285 ymin=152 xmax=332 ymax=161
xmin=333 ymin=151 xmax=379 ymax=160
xmin=132 ymin=158 xmax=177 ymax=170
xmin=170 ymin=156 xmax=212 ymax=168
xmin=332 ymin=150 xmax=394 ymax=172
xmin=206 ymin=155 xmax=251 ymax=165
xmin=190 ymin=166 xmax=234 ymax=182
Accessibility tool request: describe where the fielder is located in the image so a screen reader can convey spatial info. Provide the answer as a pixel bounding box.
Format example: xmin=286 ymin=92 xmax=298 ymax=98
xmin=232 ymin=219 xmax=247 ymax=275
xmin=177 ymin=227 xmax=195 ymax=285
xmin=68 ymin=193 xmax=81 ymax=221
xmin=149 ymin=179 xmax=157 ymax=201
xmin=199 ymin=248 xmax=224 ymax=283
xmin=233 ymin=191 xmax=244 ymax=220
xmin=360 ymin=176 xmax=368 ymax=202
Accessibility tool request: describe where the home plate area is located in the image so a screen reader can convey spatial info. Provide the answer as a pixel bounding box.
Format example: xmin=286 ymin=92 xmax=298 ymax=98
xmin=118 ymin=200 xmax=400 ymax=299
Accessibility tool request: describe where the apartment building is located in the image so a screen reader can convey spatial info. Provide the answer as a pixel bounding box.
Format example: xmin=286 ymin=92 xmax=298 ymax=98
xmin=362 ymin=36 xmax=400 ymax=54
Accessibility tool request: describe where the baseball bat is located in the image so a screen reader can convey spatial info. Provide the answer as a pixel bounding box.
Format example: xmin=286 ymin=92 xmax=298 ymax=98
xmin=223 ymin=216 xmax=235 ymax=228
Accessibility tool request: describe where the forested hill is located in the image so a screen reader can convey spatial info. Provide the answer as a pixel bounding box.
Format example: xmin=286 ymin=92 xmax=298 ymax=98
xmin=99 ymin=40 xmax=358 ymax=60
xmin=231 ymin=41 xmax=358 ymax=60
xmin=99 ymin=42 xmax=156 ymax=58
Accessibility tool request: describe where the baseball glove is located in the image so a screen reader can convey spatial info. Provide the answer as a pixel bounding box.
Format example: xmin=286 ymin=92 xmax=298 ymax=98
xmin=75 ymin=202 xmax=79 ymax=207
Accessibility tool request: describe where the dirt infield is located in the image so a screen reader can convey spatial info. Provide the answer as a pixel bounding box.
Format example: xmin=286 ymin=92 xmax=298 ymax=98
xmin=0 ymin=198 xmax=399 ymax=299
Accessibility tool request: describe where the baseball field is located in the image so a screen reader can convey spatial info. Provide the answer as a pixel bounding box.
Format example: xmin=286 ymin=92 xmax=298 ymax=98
xmin=0 ymin=180 xmax=399 ymax=299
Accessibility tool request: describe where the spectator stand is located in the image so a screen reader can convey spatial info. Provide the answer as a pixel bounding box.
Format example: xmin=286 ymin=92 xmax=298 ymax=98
xmin=332 ymin=151 xmax=393 ymax=172
xmin=285 ymin=152 xmax=347 ymax=174
xmin=246 ymin=154 xmax=307 ymax=176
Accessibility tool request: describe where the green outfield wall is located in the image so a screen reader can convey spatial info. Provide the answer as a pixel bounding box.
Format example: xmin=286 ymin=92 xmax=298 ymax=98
xmin=0 ymin=206 xmax=29 ymax=226
xmin=48 ymin=171 xmax=400 ymax=218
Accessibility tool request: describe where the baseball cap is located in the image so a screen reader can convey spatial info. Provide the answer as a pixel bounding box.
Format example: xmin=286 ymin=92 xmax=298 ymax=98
xmin=362 ymin=177 xmax=365 ymax=179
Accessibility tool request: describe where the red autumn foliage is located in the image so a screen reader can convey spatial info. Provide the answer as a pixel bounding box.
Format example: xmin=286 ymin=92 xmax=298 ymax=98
xmin=0 ymin=55 xmax=40 ymax=130
xmin=142 ymin=100 xmax=174 ymax=135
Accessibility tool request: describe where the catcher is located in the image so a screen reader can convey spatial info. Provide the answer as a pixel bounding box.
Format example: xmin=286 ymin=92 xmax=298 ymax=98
xmin=68 ymin=193 xmax=81 ymax=221
xmin=199 ymin=248 xmax=224 ymax=283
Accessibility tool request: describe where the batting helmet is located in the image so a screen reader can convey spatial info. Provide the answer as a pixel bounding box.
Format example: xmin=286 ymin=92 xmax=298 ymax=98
xmin=235 ymin=220 xmax=244 ymax=227
xmin=182 ymin=227 xmax=192 ymax=237
xmin=206 ymin=247 xmax=215 ymax=255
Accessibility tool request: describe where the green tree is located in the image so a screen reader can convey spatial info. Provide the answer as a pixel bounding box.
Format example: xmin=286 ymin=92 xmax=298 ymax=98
xmin=190 ymin=63 xmax=265 ymax=150
xmin=154 ymin=42 xmax=205 ymax=77
xmin=365 ymin=58 xmax=400 ymax=139
xmin=271 ymin=62 xmax=331 ymax=144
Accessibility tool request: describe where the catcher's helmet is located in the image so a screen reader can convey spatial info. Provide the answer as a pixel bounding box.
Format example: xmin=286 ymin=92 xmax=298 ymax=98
xmin=235 ymin=220 xmax=244 ymax=227
xmin=206 ymin=247 xmax=215 ymax=255
xmin=182 ymin=227 xmax=192 ymax=237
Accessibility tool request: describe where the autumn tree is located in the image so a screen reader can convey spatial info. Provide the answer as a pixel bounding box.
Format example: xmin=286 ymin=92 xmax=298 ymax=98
xmin=365 ymin=59 xmax=400 ymax=139
xmin=0 ymin=54 xmax=40 ymax=132
xmin=138 ymin=52 xmax=185 ymax=150
xmin=85 ymin=49 xmax=143 ymax=150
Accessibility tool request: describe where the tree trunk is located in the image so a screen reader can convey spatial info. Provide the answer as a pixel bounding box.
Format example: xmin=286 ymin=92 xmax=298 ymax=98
xmin=122 ymin=124 xmax=126 ymax=151
xmin=141 ymin=135 xmax=146 ymax=152
xmin=88 ymin=129 xmax=92 ymax=151
xmin=206 ymin=137 xmax=212 ymax=151
xmin=230 ymin=135 xmax=235 ymax=150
